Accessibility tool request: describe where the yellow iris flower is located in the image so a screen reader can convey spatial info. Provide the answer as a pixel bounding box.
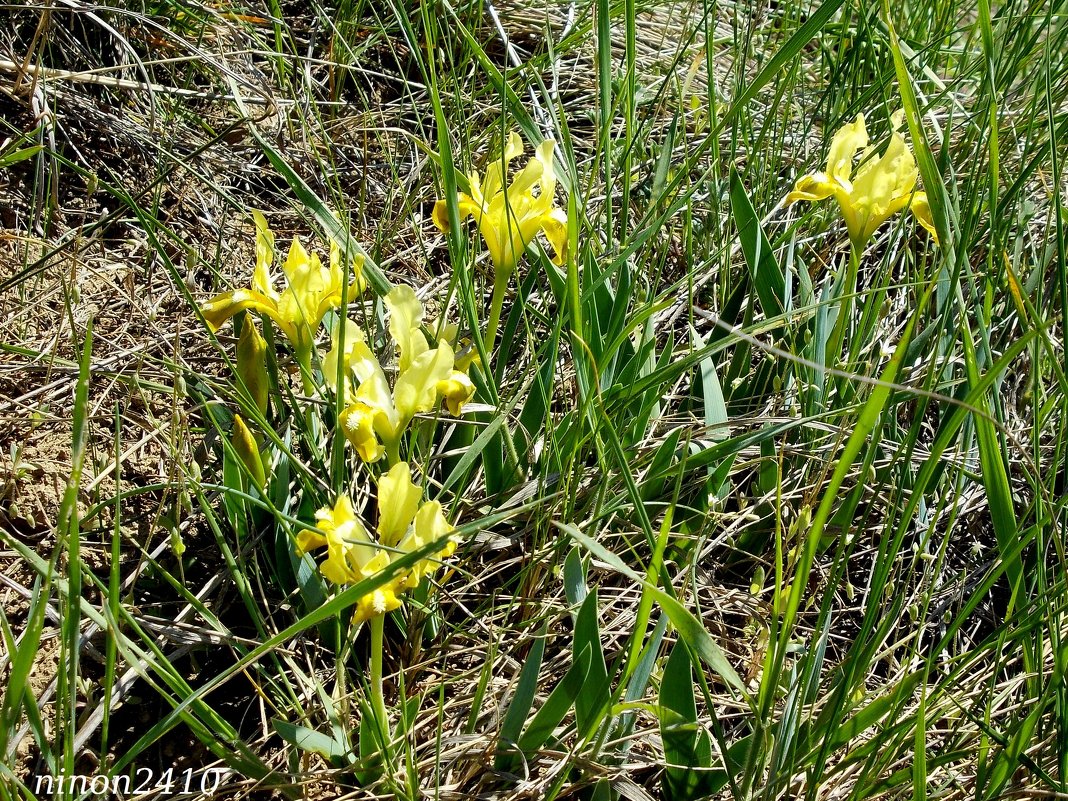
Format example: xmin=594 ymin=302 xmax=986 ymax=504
xmin=295 ymin=463 xmax=456 ymax=623
xmin=201 ymin=211 xmax=366 ymax=355
xmin=433 ymin=131 xmax=569 ymax=276
xmin=786 ymin=111 xmax=938 ymax=248
xmin=376 ymin=462 xmax=456 ymax=592
xmin=336 ymin=285 xmax=475 ymax=462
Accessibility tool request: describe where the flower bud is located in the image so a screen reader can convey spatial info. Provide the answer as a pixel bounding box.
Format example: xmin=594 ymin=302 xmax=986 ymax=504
xmin=236 ymin=315 xmax=269 ymax=416
xmin=231 ymin=414 xmax=266 ymax=488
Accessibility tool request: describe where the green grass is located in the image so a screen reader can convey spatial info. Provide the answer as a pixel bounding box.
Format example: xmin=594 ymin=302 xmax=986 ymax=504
xmin=1 ymin=0 xmax=1067 ymax=798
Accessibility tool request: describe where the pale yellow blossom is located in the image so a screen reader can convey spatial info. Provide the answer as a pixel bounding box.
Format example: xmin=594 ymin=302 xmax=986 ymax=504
xmin=786 ymin=111 xmax=937 ymax=248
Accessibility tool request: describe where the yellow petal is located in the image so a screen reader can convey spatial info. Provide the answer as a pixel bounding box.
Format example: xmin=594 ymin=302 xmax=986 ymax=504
xmin=340 ymin=402 xmax=385 ymax=462
xmin=432 ymin=200 xmax=451 ymax=232
xmin=478 ymin=211 xmax=517 ymax=274
xmin=393 ymin=343 xmax=454 ymax=424
xmin=436 ymin=370 xmax=475 ymax=416
xmin=386 ymin=285 xmax=429 ymax=372
xmin=503 ymin=131 xmax=524 ymax=161
xmin=377 ymin=462 xmax=422 ymax=548
xmin=354 ymin=359 xmax=400 ymax=442
xmin=534 ymin=140 xmax=557 ymax=197
xmin=837 ymin=200 xmax=868 ymax=248
xmin=346 ymin=340 xmax=383 ymax=386
xmin=784 ymin=172 xmax=839 ymax=205
xmin=909 ymin=192 xmax=939 ymax=243
xmin=313 ymin=498 xmax=362 ymax=583
xmin=295 ymin=529 xmax=327 ymax=555
xmin=252 ymin=210 xmax=276 ymax=299
xmin=507 ymin=149 xmax=545 ymax=198
xmin=435 ymin=320 xmax=459 ymax=346
xmin=330 ymin=241 xmax=367 ymax=298
xmin=541 ymin=207 xmax=569 ymax=266
xmin=482 ymin=132 xmax=525 ymax=200
xmin=277 ymin=239 xmax=329 ymax=338
xmin=201 ymin=287 xmax=306 ymax=347
xmin=848 ymin=125 xmax=920 ymax=246
xmin=416 ymin=500 xmax=453 ymax=558
xmin=851 ymin=129 xmax=917 ymax=216
xmin=397 ymin=500 xmax=453 ymax=590
xmin=314 ymin=495 xmax=379 ymax=583
xmin=320 ymin=554 xmax=356 ymax=585
xmin=352 ymin=585 xmax=403 ymax=624
xmin=315 ymin=495 xmax=357 ymax=529
xmin=281 ymin=236 xmax=312 ymax=285
xmin=355 ymin=548 xmax=392 ymax=578
xmin=825 ymin=113 xmax=868 ymax=182
xmin=323 ymin=318 xmax=366 ymax=394
xmin=454 ymin=341 xmax=480 ymax=373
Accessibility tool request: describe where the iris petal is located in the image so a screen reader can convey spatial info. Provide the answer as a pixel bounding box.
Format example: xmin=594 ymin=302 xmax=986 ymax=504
xmin=377 ymin=462 xmax=422 ymax=549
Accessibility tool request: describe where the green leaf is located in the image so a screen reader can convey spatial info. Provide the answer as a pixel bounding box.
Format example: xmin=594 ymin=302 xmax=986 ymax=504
xmin=964 ymin=345 xmax=1023 ymax=603
xmin=660 ymin=642 xmax=714 ymax=799
xmin=0 ymin=143 xmax=43 ymax=168
xmin=515 ymin=645 xmax=593 ymax=755
xmin=561 ymin=523 xmax=746 ymax=694
xmin=730 ymin=168 xmax=786 ymax=322
xmin=272 ymin=720 xmax=349 ymax=763
xmin=496 ymin=623 xmax=548 ymax=766
xmin=983 ymin=704 xmax=1043 ymax=797
xmin=573 ymin=590 xmax=611 ymax=734
xmin=0 ymin=579 xmax=49 ymax=761
xmin=564 ymin=547 xmax=588 ymax=608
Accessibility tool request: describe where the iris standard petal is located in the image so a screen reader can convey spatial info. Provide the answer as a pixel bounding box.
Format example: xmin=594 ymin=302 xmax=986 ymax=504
xmin=386 ymin=285 xmax=429 ymax=372
xmin=377 ymin=462 xmax=422 ymax=548
xmin=252 ymin=211 xmax=277 ymax=300
xmin=323 ymin=318 xmax=366 ymax=394
xmin=825 ymin=113 xmax=868 ymax=182
xmin=394 ymin=344 xmax=454 ymax=423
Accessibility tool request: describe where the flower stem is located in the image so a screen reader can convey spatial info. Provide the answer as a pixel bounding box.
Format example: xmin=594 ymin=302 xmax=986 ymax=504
xmin=295 ymin=343 xmax=316 ymax=396
xmin=369 ymin=614 xmax=390 ymax=746
xmin=385 ymin=438 xmax=402 ymax=467
xmin=826 ymin=242 xmax=863 ymax=366
xmin=483 ymin=270 xmax=510 ymax=366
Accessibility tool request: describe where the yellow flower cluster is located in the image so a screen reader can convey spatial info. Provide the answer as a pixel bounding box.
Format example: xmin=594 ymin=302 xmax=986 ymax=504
xmin=328 ymin=285 xmax=475 ymax=463
xmin=786 ymin=111 xmax=937 ymax=248
xmin=295 ymin=462 xmax=456 ymax=623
